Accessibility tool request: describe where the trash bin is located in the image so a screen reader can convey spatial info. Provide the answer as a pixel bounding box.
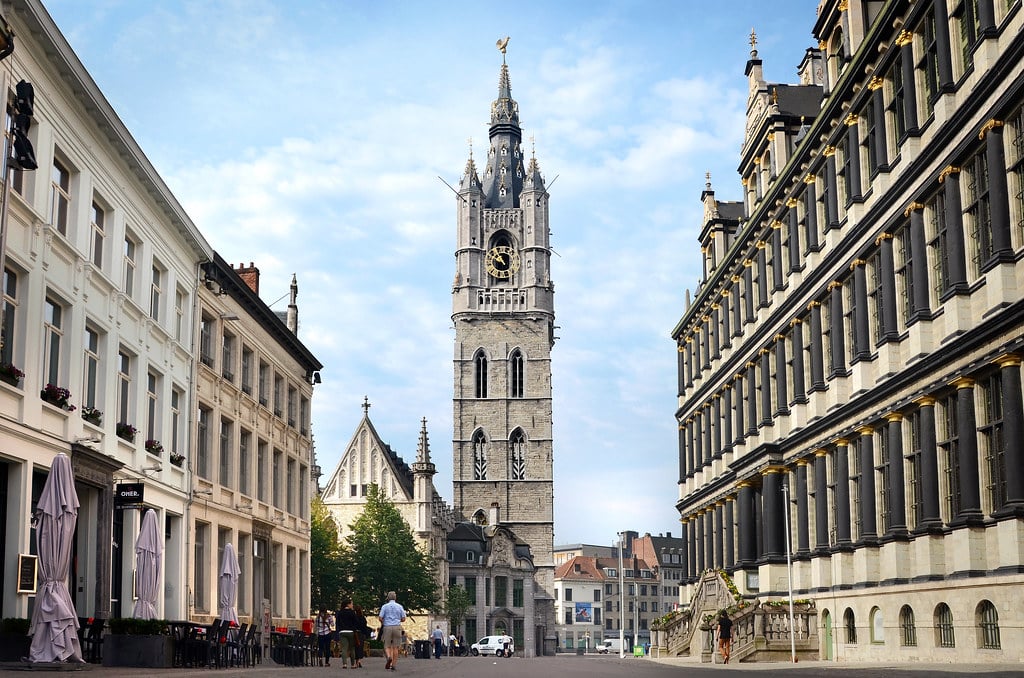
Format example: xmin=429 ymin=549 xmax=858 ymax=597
xmin=415 ymin=640 xmax=431 ymax=659
xmin=576 ymin=647 xmax=584 ymax=655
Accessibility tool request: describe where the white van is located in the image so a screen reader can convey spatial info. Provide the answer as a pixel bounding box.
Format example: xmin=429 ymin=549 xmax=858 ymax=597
xmin=596 ymin=638 xmax=623 ymax=654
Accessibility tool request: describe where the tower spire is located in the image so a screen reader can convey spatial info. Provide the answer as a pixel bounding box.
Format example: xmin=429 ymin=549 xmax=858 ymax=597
xmin=483 ymin=37 xmax=523 ymax=208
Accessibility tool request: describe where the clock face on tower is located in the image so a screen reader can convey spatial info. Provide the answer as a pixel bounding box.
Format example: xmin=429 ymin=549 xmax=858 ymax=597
xmin=485 ymin=245 xmax=521 ymax=279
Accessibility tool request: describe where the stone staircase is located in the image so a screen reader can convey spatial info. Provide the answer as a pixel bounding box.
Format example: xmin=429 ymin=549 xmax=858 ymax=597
xmin=651 ymin=571 xmax=819 ymax=663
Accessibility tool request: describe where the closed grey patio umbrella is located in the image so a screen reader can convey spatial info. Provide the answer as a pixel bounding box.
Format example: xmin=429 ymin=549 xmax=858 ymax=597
xmin=131 ymin=508 xmax=162 ymax=619
xmin=28 ymin=452 xmax=83 ymax=663
xmin=218 ymin=542 xmax=240 ymax=625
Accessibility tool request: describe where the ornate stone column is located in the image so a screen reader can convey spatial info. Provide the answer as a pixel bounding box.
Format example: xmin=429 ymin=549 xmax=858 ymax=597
xmin=795 ymin=459 xmax=811 ymax=556
xmin=790 ymin=319 xmax=807 ymax=404
xmin=951 ymin=377 xmax=984 ymax=526
xmin=851 ymin=260 xmax=871 ymax=362
xmin=845 ymin=114 xmax=862 ymax=201
xmin=803 ymin=176 xmax=820 ymax=251
xmin=915 ymin=397 xmax=944 ymax=531
xmin=813 ymin=450 xmax=830 ymax=553
xmin=834 ymin=439 xmax=853 ymax=547
xmin=981 ymin=120 xmax=1014 ymax=263
xmin=995 ymin=356 xmax=1024 ymax=516
xmin=808 ymin=301 xmax=826 ymax=391
xmin=896 ymin=31 xmax=919 ymax=134
xmin=857 ymin=427 xmax=878 ymax=542
xmin=876 ymin=233 xmax=899 ymax=342
xmin=938 ymin=166 xmax=969 ymax=294
xmin=885 ymin=413 xmax=908 ymax=535
xmin=724 ymin=496 xmax=736 ymax=569
xmin=761 ymin=467 xmax=784 ymax=559
xmin=828 ymin=281 xmax=847 ymax=377
xmin=737 ymin=481 xmax=756 ymax=566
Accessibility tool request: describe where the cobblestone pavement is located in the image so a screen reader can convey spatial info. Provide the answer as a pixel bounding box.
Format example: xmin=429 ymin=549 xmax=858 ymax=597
xmin=2 ymin=654 xmax=1022 ymax=677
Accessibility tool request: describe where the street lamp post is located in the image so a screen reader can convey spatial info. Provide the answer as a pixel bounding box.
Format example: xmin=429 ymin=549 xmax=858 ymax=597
xmin=617 ymin=532 xmax=625 ymax=659
xmin=782 ymin=478 xmax=797 ymax=662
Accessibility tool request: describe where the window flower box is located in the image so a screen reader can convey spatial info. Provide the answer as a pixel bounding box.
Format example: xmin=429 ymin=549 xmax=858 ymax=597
xmin=0 ymin=363 xmax=23 ymax=387
xmin=116 ymin=422 xmax=137 ymax=442
xmin=144 ymin=439 xmax=163 ymax=456
xmin=40 ymin=383 xmax=75 ymax=411
xmin=81 ymin=406 xmax=103 ymax=426
xmin=169 ymin=453 xmax=185 ymax=468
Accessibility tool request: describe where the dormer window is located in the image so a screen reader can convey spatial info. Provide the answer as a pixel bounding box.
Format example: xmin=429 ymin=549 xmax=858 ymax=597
xmin=448 ymin=551 xmax=454 ymax=561
xmin=467 ymin=551 xmax=475 ymax=562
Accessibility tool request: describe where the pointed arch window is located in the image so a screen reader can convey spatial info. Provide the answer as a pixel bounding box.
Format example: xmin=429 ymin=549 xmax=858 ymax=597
xmin=474 ymin=350 xmax=488 ymax=398
xmin=510 ymin=429 xmax=526 ymax=480
xmin=473 ymin=509 xmax=487 ymax=525
xmin=510 ymin=349 xmax=525 ymax=398
xmin=473 ymin=431 xmax=488 ymax=480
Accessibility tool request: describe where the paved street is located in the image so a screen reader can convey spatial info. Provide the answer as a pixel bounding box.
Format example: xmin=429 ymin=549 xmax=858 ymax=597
xmin=2 ymin=654 xmax=1023 ymax=678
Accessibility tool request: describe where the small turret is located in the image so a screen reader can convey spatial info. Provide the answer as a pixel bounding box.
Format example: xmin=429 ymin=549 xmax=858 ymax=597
xmin=286 ymin=273 xmax=298 ymax=335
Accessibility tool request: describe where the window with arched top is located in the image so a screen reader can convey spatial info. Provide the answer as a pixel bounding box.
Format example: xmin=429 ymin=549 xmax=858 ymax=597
xmin=869 ymin=606 xmax=884 ymax=644
xmin=509 ymin=349 xmax=524 ymax=398
xmin=474 ymin=350 xmax=488 ymax=398
xmin=473 ymin=509 xmax=487 ymax=525
xmin=935 ymin=603 xmax=955 ymax=648
xmin=473 ymin=431 xmax=488 ymax=480
xmin=843 ymin=608 xmax=857 ymax=643
xmin=510 ymin=429 xmax=526 ymax=480
xmin=899 ymin=605 xmax=917 ymax=646
xmin=977 ymin=600 xmax=1000 ymax=649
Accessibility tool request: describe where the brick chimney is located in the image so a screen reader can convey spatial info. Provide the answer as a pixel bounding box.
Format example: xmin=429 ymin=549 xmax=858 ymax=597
xmin=235 ymin=262 xmax=259 ymax=294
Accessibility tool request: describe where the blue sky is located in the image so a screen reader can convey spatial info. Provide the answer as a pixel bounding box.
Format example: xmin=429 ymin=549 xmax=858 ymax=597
xmin=44 ymin=0 xmax=814 ymax=546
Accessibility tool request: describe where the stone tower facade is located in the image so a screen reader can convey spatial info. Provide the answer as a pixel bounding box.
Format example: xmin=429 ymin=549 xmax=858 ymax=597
xmin=450 ymin=46 xmax=556 ymax=652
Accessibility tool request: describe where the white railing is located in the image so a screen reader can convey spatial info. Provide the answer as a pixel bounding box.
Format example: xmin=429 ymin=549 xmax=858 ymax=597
xmin=476 ymin=288 xmax=527 ymax=312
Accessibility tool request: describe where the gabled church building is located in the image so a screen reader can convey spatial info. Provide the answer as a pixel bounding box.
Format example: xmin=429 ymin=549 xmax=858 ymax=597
xmin=320 ymin=402 xmax=456 ymax=642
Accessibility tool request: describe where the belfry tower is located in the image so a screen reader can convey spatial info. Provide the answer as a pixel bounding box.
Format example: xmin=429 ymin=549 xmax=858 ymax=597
xmin=450 ymin=39 xmax=556 ymax=649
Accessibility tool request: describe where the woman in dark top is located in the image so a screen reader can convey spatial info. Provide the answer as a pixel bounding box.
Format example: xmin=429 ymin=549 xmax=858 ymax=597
xmin=717 ymin=610 xmax=733 ymax=664
xmin=353 ymin=605 xmax=373 ymax=668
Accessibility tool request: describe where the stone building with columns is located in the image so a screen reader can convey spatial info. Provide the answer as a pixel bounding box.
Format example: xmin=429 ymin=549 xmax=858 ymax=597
xmin=670 ymin=0 xmax=1024 ymax=664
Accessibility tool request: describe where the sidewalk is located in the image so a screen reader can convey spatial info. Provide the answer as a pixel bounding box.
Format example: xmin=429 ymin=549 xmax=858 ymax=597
xmin=643 ymin=653 xmax=1024 ymax=673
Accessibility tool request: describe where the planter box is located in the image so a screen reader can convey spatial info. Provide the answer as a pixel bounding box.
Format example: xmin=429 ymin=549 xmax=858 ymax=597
xmin=0 ymin=632 xmax=30 ymax=661
xmin=102 ymin=634 xmax=174 ymax=668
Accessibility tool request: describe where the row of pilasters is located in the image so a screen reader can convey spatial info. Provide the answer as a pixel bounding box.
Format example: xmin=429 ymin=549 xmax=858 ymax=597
xmin=677 ymin=355 xmax=1024 ymax=581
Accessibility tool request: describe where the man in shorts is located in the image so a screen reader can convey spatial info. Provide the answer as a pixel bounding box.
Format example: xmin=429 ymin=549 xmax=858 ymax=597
xmin=379 ymin=591 xmax=407 ymax=671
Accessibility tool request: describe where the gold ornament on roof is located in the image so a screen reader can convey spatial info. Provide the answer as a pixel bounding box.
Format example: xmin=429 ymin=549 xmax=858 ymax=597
xmin=496 ymin=36 xmax=510 ymax=55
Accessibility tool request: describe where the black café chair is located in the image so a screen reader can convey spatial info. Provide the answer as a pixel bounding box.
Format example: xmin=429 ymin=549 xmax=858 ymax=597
xmin=80 ymin=618 xmax=105 ymax=663
xmin=224 ymin=622 xmax=248 ymax=667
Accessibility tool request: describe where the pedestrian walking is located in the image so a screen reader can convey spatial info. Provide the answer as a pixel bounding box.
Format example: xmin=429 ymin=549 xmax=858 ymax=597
xmin=431 ymin=625 xmax=445 ymax=659
xmin=336 ymin=599 xmax=360 ymax=668
xmin=353 ymin=605 xmax=372 ymax=668
xmin=379 ymin=591 xmax=407 ymax=671
xmin=315 ymin=607 xmax=335 ymax=666
xmin=717 ymin=610 xmax=733 ymax=664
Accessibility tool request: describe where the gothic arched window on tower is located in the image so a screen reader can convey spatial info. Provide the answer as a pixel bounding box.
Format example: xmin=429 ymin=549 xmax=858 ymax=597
xmin=473 ymin=431 xmax=488 ymax=480
xmin=509 ymin=348 xmax=525 ymax=398
xmin=510 ymin=429 xmax=526 ymax=480
xmin=474 ymin=350 xmax=488 ymax=398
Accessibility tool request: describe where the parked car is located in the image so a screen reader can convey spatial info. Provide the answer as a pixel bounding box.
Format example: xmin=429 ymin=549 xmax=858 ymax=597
xmin=471 ymin=635 xmax=514 ymax=657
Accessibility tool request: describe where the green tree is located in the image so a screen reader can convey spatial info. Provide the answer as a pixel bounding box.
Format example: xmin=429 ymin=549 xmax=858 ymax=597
xmin=339 ymin=484 xmax=438 ymax=613
xmin=310 ymin=495 xmax=346 ymax=611
xmin=443 ymin=584 xmax=471 ymax=633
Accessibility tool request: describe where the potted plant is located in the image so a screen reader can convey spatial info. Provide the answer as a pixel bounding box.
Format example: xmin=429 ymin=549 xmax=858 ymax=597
xmin=0 ymin=362 xmax=23 ymax=387
xmin=169 ymin=452 xmax=185 ymax=467
xmin=103 ymin=618 xmax=173 ymax=668
xmin=81 ymin=406 xmax=103 ymax=426
xmin=116 ymin=422 xmax=137 ymax=442
xmin=40 ymin=383 xmax=76 ymax=411
xmin=0 ymin=617 xmax=30 ymax=661
xmin=144 ymin=439 xmax=163 ymax=456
